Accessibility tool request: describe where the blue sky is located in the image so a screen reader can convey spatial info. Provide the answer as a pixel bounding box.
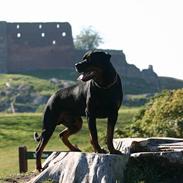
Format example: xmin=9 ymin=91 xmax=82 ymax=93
xmin=0 ymin=0 xmax=183 ymax=79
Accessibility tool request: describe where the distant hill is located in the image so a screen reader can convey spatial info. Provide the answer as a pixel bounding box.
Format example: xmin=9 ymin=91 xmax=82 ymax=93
xmin=122 ymin=75 xmax=183 ymax=94
xmin=19 ymin=66 xmax=183 ymax=94
xmin=159 ymin=77 xmax=183 ymax=90
xmin=0 ymin=70 xmax=183 ymax=113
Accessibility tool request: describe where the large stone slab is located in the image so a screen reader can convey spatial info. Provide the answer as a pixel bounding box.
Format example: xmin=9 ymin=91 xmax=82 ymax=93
xmin=114 ymin=137 xmax=183 ymax=153
xmin=30 ymin=137 xmax=183 ymax=183
xmin=30 ymin=152 xmax=129 ymax=183
xmin=114 ymin=137 xmax=183 ymax=165
xmin=114 ymin=137 xmax=183 ymax=182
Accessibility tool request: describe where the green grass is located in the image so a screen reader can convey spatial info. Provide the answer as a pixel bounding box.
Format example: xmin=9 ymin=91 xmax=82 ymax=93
xmin=0 ymin=74 xmax=58 ymax=96
xmin=0 ymin=107 xmax=140 ymax=177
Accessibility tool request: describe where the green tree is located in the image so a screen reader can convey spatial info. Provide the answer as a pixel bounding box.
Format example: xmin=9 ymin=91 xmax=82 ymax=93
xmin=74 ymin=26 xmax=103 ymax=50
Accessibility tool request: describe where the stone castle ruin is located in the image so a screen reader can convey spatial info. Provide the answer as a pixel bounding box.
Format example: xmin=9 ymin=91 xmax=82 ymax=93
xmin=0 ymin=21 xmax=160 ymax=91
xmin=0 ymin=21 xmax=76 ymax=72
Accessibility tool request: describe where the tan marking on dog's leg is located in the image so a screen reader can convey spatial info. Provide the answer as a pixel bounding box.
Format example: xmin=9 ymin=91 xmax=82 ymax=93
xmin=59 ymin=117 xmax=83 ymax=151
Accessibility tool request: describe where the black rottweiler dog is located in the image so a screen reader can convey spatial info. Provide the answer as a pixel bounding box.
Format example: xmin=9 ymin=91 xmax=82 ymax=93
xmin=34 ymin=50 xmax=123 ymax=171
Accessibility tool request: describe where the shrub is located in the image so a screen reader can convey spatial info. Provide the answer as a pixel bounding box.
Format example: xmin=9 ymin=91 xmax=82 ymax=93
xmin=129 ymin=89 xmax=183 ymax=137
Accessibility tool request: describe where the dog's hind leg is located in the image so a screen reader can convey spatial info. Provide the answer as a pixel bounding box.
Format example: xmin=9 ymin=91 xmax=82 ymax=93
xmin=59 ymin=116 xmax=83 ymax=152
xmin=35 ymin=108 xmax=57 ymax=171
xmin=35 ymin=125 xmax=55 ymax=171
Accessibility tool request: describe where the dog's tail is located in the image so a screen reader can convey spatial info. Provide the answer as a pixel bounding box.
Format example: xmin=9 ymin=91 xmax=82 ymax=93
xmin=34 ymin=132 xmax=41 ymax=142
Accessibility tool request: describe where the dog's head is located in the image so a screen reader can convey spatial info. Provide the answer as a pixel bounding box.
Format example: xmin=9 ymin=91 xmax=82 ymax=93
xmin=75 ymin=50 xmax=111 ymax=82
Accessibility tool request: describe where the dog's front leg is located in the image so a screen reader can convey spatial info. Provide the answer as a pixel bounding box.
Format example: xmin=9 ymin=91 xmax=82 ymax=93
xmin=107 ymin=113 xmax=122 ymax=154
xmin=87 ymin=115 xmax=106 ymax=153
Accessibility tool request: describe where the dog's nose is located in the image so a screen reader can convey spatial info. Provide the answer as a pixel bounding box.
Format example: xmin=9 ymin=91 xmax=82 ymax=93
xmin=75 ymin=62 xmax=80 ymax=69
xmin=75 ymin=63 xmax=80 ymax=67
xmin=75 ymin=62 xmax=82 ymax=72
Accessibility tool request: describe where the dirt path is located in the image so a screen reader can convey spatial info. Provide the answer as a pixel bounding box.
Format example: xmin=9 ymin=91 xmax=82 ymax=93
xmin=0 ymin=172 xmax=38 ymax=183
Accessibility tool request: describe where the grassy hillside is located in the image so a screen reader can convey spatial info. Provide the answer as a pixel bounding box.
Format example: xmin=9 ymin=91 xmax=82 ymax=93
xmin=0 ymin=70 xmax=75 ymax=96
xmin=24 ymin=70 xmax=159 ymax=94
xmin=0 ymin=69 xmax=183 ymax=99
xmin=0 ymin=107 xmax=140 ymax=177
xmin=0 ymin=71 xmax=77 ymax=113
xmin=0 ymin=70 xmax=152 ymax=113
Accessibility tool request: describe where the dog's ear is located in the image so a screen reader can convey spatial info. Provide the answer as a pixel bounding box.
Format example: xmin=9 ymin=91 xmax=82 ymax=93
xmin=106 ymin=52 xmax=111 ymax=59
xmin=82 ymin=50 xmax=93 ymax=60
xmin=105 ymin=52 xmax=111 ymax=61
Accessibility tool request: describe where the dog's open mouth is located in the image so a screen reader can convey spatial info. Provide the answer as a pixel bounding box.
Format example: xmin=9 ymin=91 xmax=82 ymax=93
xmin=78 ymin=71 xmax=95 ymax=82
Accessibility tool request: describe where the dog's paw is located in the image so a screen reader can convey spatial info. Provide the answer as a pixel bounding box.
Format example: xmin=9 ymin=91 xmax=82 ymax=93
xmin=71 ymin=145 xmax=82 ymax=152
xmin=101 ymin=148 xmax=108 ymax=154
xmin=96 ymin=148 xmax=108 ymax=154
xmin=109 ymin=149 xmax=122 ymax=155
xmin=36 ymin=166 xmax=43 ymax=172
xmin=73 ymin=148 xmax=82 ymax=152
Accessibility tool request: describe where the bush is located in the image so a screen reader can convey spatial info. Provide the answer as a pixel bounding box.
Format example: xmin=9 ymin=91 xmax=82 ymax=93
xmin=129 ymin=89 xmax=183 ymax=137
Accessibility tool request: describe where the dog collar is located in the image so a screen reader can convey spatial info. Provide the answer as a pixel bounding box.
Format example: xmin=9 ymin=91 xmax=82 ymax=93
xmin=94 ymin=73 xmax=118 ymax=89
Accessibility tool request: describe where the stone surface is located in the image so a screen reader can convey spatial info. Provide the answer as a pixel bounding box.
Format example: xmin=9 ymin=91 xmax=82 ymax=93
xmin=30 ymin=137 xmax=183 ymax=183
xmin=114 ymin=137 xmax=183 ymax=153
xmin=30 ymin=152 xmax=129 ymax=183
xmin=114 ymin=137 xmax=183 ymax=164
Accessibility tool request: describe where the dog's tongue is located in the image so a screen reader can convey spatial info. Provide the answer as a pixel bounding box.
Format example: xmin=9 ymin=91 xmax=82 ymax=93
xmin=77 ymin=72 xmax=94 ymax=81
xmin=77 ymin=74 xmax=84 ymax=81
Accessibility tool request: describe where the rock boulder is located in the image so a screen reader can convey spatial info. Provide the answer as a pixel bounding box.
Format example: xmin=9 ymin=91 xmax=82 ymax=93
xmin=30 ymin=152 xmax=129 ymax=183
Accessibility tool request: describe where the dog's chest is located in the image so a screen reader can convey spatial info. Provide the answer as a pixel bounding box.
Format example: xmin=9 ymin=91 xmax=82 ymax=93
xmin=90 ymin=91 xmax=118 ymax=115
xmin=95 ymin=99 xmax=110 ymax=111
xmin=87 ymin=81 xmax=122 ymax=117
xmin=91 ymin=99 xmax=115 ymax=118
